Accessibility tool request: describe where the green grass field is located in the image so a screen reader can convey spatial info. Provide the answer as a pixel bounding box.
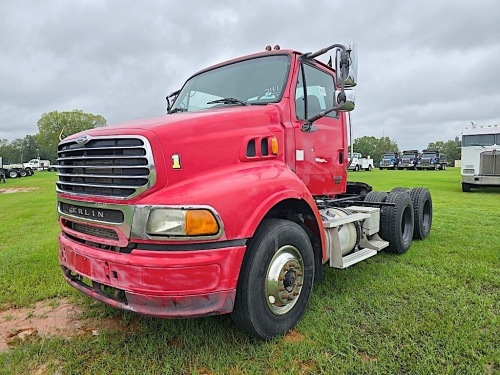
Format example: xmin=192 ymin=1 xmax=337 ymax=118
xmin=0 ymin=169 xmax=498 ymax=374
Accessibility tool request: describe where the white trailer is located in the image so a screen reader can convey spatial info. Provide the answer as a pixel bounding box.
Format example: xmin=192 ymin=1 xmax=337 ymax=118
xmin=461 ymin=124 xmax=500 ymax=192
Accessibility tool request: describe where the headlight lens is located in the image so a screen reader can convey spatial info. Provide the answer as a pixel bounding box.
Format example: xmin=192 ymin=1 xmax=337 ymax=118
xmin=146 ymin=208 xmax=219 ymax=236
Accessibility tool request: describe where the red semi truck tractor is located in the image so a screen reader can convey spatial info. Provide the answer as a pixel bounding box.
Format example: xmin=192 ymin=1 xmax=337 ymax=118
xmin=57 ymin=43 xmax=433 ymax=339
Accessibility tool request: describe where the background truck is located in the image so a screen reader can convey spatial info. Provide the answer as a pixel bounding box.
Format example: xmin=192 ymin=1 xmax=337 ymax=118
xmin=400 ymin=150 xmax=420 ymax=170
xmin=0 ymin=157 xmax=34 ymax=178
xmin=417 ymin=150 xmax=447 ymax=170
xmin=348 ymin=152 xmax=373 ymax=171
xmin=26 ymin=158 xmax=58 ymax=171
xmin=379 ymin=151 xmax=401 ymax=170
xmin=461 ymin=123 xmax=500 ymax=192
xmin=56 ymin=43 xmax=433 ymax=340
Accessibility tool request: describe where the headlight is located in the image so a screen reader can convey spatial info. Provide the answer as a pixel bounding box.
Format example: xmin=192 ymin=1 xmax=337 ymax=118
xmin=146 ymin=208 xmax=220 ymax=236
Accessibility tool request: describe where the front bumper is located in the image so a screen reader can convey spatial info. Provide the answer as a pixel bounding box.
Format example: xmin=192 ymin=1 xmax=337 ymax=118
xmin=462 ymin=175 xmax=500 ymax=186
xmin=59 ymin=234 xmax=246 ymax=317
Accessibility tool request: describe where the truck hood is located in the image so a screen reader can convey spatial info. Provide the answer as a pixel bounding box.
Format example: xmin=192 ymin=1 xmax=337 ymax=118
xmin=63 ymin=104 xmax=285 ymax=202
xmin=66 ymin=105 xmax=281 ymax=140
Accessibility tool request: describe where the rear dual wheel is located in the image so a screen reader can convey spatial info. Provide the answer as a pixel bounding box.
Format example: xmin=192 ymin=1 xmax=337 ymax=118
xmin=231 ymin=219 xmax=314 ymax=340
xmin=410 ymin=187 xmax=432 ymax=239
xmin=380 ymin=192 xmax=414 ymax=254
xmin=388 ymin=187 xmax=433 ymax=241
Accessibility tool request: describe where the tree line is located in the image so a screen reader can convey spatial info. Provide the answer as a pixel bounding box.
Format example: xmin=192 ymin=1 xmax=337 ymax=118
xmin=0 ymin=110 xmax=106 ymax=165
xmin=353 ymin=136 xmax=461 ymax=165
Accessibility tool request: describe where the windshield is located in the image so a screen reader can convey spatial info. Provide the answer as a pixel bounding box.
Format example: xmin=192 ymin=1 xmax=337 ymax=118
xmin=170 ymin=55 xmax=290 ymax=113
xmin=462 ymin=134 xmax=497 ymax=147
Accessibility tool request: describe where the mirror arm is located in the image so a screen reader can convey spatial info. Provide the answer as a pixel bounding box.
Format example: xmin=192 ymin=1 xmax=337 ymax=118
xmin=301 ymin=106 xmax=342 ymax=132
xmin=301 ymin=43 xmax=347 ymax=60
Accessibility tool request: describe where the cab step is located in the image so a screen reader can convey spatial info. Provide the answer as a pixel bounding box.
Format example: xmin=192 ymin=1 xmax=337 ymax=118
xmin=337 ymin=248 xmax=377 ymax=269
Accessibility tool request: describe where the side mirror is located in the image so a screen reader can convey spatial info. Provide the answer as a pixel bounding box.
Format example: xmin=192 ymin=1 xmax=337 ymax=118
xmin=335 ymin=90 xmax=355 ymax=112
xmin=335 ymin=44 xmax=357 ymax=88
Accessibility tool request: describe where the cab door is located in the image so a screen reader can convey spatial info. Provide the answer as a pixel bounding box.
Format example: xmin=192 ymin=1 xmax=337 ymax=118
xmin=293 ymin=62 xmax=347 ymax=196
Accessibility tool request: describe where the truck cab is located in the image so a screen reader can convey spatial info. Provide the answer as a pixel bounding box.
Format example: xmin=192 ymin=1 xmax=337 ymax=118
xmin=461 ymin=124 xmax=500 ymax=191
xmin=379 ymin=151 xmax=401 ymax=170
xmin=417 ymin=150 xmax=447 ymax=170
xmin=400 ymin=150 xmax=420 ymax=170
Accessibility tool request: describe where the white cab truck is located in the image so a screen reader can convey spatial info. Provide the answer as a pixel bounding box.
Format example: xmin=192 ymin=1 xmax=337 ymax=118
xmin=26 ymin=158 xmax=57 ymax=171
xmin=348 ymin=152 xmax=373 ymax=171
xmin=461 ymin=124 xmax=500 ymax=192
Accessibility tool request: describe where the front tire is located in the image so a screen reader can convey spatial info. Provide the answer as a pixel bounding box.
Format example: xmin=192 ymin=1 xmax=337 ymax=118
xmin=462 ymin=183 xmax=471 ymax=192
xmin=231 ymin=219 xmax=314 ymax=340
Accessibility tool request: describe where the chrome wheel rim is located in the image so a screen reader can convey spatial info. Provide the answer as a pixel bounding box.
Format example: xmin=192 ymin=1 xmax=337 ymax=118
xmin=265 ymin=245 xmax=304 ymax=316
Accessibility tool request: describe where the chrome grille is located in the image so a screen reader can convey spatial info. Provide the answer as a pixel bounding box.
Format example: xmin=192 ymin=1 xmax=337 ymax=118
xmin=57 ymin=136 xmax=155 ymax=199
xmin=480 ymin=151 xmax=500 ymax=176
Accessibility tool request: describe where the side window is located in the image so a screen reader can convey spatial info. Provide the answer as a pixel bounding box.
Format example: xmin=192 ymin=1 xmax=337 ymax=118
xmin=295 ymin=63 xmax=336 ymax=120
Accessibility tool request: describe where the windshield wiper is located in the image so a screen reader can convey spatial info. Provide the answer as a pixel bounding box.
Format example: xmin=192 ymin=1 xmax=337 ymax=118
xmin=168 ymin=107 xmax=187 ymax=114
xmin=207 ymin=98 xmax=248 ymax=106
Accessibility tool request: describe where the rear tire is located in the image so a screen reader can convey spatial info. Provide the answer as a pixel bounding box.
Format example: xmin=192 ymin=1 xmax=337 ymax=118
xmin=364 ymin=191 xmax=389 ymax=203
xmin=7 ymin=170 xmax=19 ymax=178
xmin=410 ymin=188 xmax=432 ymax=240
xmin=231 ymin=219 xmax=314 ymax=340
xmin=380 ymin=192 xmax=414 ymax=254
xmin=391 ymin=187 xmax=410 ymax=193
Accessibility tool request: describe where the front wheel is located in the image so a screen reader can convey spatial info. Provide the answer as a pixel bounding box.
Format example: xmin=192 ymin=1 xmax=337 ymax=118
xmin=231 ymin=219 xmax=314 ymax=340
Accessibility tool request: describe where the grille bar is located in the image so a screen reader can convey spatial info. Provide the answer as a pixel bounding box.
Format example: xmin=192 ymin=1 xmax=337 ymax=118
xmin=58 ymin=155 xmax=147 ymax=161
xmin=58 ymin=173 xmax=148 ymax=180
xmin=57 ymin=136 xmax=155 ymax=199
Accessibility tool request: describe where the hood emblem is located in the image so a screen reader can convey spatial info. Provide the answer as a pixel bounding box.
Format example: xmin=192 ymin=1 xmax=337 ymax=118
xmin=76 ymin=135 xmax=91 ymax=145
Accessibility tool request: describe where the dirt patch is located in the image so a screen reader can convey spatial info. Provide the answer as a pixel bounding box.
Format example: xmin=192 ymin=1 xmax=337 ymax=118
xmin=0 ymin=298 xmax=137 ymax=352
xmin=358 ymin=351 xmax=378 ymax=362
xmin=283 ymin=329 xmax=306 ymax=343
xmin=0 ymin=187 xmax=39 ymax=194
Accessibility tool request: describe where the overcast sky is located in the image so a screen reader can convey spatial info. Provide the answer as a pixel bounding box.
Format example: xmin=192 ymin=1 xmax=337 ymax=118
xmin=1 ymin=0 xmax=499 ymax=151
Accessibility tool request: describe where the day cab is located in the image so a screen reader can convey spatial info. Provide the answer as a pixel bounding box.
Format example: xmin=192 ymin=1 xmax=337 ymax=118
xmin=57 ymin=43 xmax=432 ymax=339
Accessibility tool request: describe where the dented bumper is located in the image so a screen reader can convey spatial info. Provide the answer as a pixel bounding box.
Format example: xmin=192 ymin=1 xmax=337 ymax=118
xmin=59 ymin=234 xmax=246 ymax=317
